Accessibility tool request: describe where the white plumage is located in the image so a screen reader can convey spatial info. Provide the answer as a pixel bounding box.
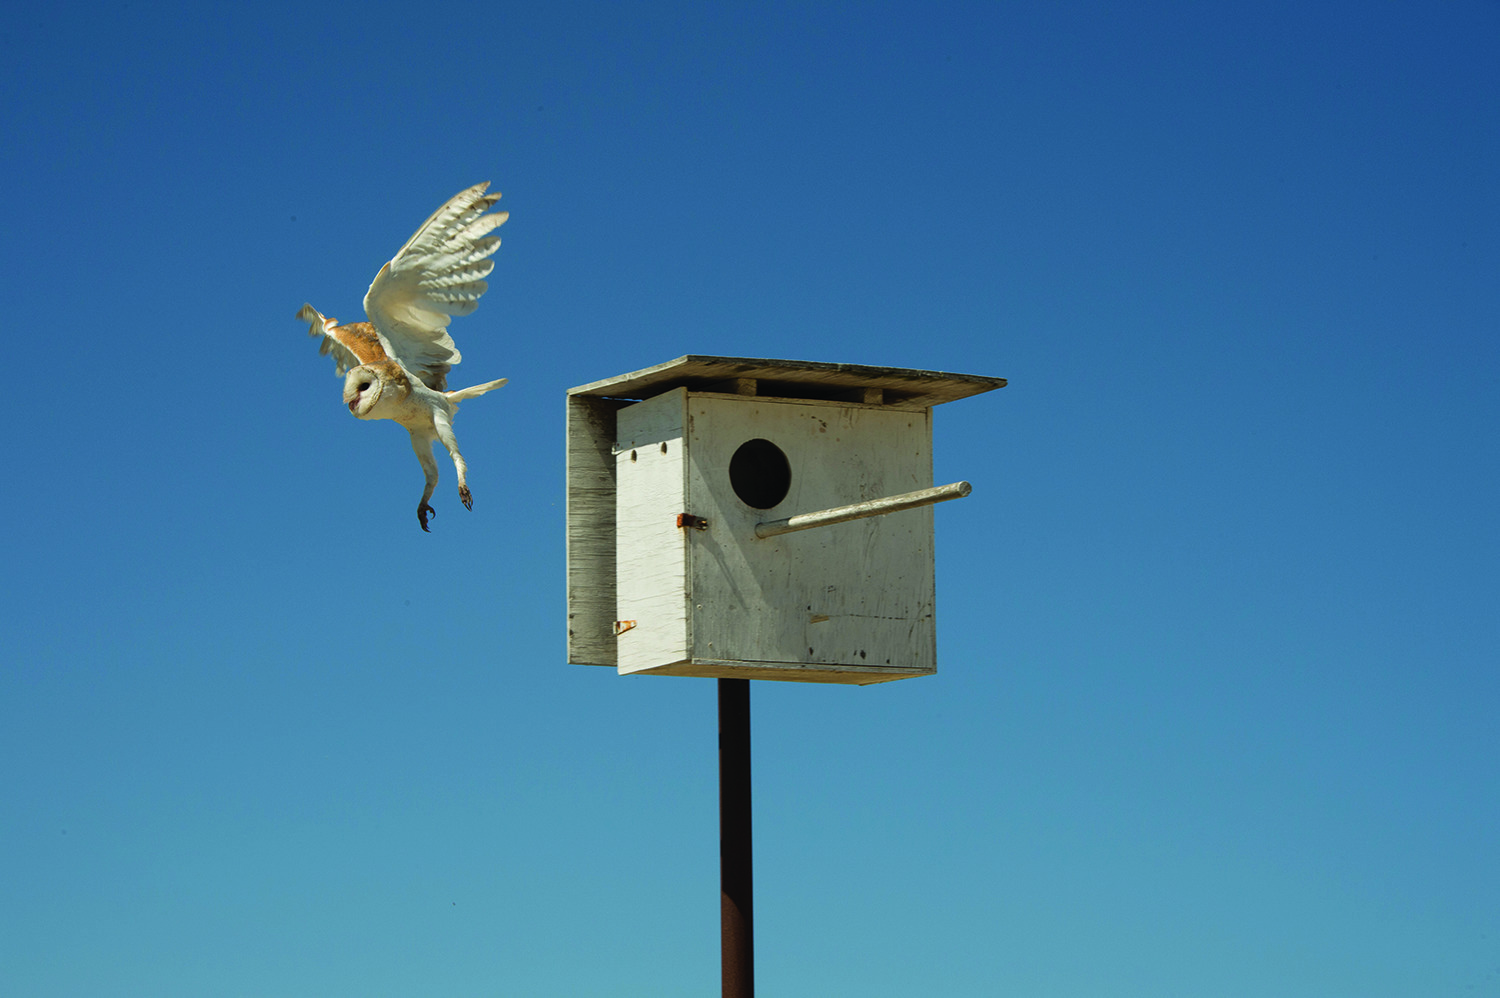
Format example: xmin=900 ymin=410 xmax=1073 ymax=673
xmin=297 ymin=183 xmax=510 ymax=531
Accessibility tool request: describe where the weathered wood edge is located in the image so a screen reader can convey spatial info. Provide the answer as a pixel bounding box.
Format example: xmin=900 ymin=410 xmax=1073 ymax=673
xmin=565 ymin=394 xmax=627 ymax=666
xmin=568 ymin=355 xmax=1006 ymax=408
xmin=619 ymin=657 xmax=935 ymax=685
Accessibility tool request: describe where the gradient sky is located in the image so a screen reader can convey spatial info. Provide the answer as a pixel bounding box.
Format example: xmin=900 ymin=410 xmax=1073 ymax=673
xmin=3 ymin=2 xmax=1497 ymax=995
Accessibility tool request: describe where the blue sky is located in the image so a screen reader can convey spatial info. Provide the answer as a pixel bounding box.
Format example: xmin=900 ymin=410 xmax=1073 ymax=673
xmin=2 ymin=1 xmax=1497 ymax=995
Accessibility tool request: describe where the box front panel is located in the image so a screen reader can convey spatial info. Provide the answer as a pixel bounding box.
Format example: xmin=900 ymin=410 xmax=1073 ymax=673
xmin=685 ymin=396 xmax=936 ymax=676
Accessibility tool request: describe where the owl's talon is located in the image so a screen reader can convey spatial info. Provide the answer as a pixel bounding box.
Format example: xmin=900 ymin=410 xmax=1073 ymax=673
xmin=459 ymin=486 xmax=473 ymax=511
xmin=418 ymin=502 xmax=436 ymax=532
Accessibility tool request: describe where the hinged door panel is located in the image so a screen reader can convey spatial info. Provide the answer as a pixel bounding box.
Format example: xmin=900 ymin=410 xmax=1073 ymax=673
xmin=615 ymin=389 xmax=692 ymax=673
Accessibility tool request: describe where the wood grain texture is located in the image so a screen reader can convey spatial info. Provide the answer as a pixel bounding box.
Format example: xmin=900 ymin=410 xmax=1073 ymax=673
xmin=566 ymin=394 xmax=627 ymax=666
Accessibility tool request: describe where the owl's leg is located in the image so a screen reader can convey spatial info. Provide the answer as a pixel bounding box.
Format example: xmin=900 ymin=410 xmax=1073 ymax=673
xmin=409 ymin=431 xmax=441 ymax=532
xmin=433 ymin=412 xmax=474 ymax=513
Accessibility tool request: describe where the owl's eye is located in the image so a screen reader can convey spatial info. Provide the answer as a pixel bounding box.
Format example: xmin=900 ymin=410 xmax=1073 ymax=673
xmin=357 ymin=381 xmax=372 ymax=392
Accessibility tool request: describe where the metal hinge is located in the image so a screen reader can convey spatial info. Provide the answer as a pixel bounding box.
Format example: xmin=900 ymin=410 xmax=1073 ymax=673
xmin=676 ymin=513 xmax=710 ymax=530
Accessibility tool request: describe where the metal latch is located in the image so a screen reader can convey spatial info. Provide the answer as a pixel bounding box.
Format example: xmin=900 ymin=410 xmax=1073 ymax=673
xmin=676 ymin=513 xmax=710 ymax=530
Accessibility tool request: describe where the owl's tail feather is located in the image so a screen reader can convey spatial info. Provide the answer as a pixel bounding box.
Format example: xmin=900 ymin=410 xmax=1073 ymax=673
xmin=446 ymin=378 xmax=509 ymax=402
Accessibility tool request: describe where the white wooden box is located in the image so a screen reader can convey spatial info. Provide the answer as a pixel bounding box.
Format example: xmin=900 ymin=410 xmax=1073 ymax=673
xmin=566 ymin=356 xmax=1004 ymax=685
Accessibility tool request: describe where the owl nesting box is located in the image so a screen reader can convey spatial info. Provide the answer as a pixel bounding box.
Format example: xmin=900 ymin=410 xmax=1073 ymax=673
xmin=566 ymin=356 xmax=1005 ymax=685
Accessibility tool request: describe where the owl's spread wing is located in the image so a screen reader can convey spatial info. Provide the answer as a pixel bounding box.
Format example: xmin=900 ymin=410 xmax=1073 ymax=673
xmin=362 ymin=183 xmax=508 ymax=391
xmin=297 ymin=303 xmax=389 ymax=375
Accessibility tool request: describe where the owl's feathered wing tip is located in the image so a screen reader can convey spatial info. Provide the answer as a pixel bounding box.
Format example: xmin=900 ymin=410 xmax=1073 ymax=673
xmin=296 ymin=302 xmax=327 ymax=331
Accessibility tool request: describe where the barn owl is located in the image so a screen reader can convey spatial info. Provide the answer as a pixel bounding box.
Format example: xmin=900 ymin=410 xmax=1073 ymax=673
xmin=297 ymin=183 xmax=510 ymax=531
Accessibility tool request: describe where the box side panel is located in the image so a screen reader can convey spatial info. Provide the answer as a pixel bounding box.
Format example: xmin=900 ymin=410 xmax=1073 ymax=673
xmin=566 ymin=395 xmax=626 ymax=666
xmin=686 ymin=397 xmax=936 ymax=673
xmin=615 ymin=390 xmax=692 ymax=673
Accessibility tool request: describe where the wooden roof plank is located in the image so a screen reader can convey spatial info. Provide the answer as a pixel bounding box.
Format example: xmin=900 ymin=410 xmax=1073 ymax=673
xmin=568 ymin=355 xmax=1006 ymax=407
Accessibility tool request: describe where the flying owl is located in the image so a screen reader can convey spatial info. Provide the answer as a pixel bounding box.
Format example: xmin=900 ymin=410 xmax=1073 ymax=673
xmin=297 ymin=183 xmax=510 ymax=531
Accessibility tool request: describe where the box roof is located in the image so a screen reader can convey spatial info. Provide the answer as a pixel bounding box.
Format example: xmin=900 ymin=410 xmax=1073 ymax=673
xmin=568 ymin=355 xmax=1006 ymax=408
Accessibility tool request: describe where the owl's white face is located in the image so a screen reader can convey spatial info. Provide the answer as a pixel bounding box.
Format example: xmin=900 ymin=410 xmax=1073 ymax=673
xmin=343 ymin=365 xmax=385 ymax=419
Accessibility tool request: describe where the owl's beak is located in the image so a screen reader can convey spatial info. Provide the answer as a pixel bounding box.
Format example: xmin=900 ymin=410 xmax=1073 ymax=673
xmin=347 ymin=397 xmax=359 ymax=414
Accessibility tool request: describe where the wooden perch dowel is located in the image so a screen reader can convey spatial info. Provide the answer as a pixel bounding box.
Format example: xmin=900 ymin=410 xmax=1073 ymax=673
xmin=754 ymin=481 xmax=972 ymax=538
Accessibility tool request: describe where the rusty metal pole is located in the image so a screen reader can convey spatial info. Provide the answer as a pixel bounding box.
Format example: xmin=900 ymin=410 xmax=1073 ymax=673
xmin=719 ymin=678 xmax=754 ymax=998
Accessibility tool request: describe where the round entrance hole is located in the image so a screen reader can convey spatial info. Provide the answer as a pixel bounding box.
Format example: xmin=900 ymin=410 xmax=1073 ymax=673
xmin=729 ymin=438 xmax=791 ymax=509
